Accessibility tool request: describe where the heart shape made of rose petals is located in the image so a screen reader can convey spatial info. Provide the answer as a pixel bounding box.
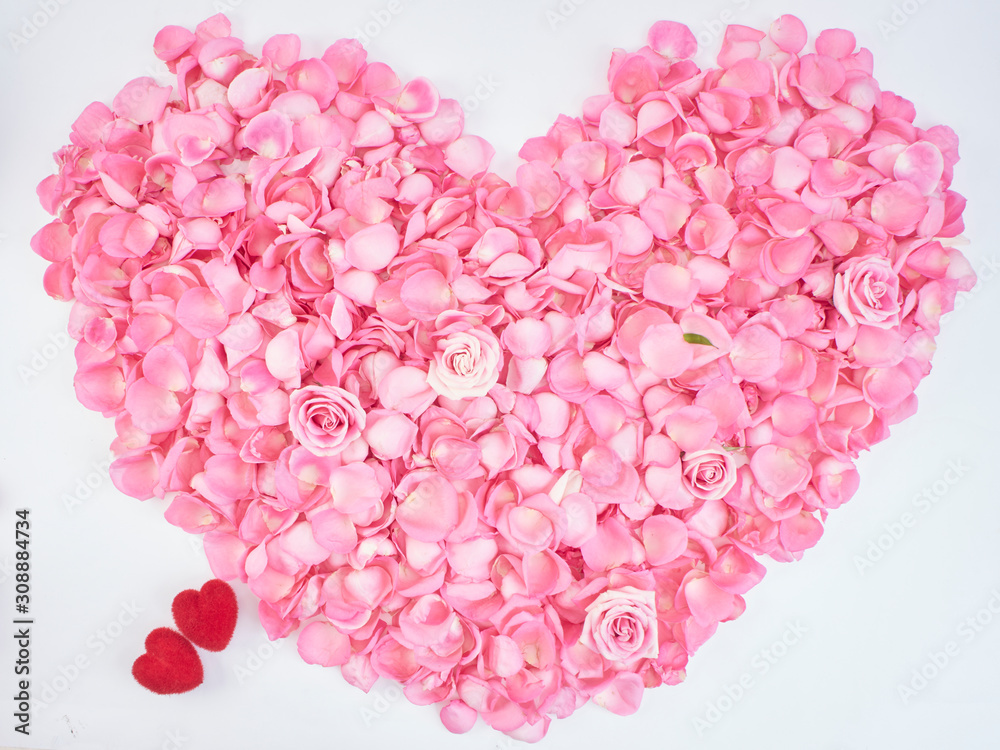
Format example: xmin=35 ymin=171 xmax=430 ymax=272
xmin=132 ymin=627 xmax=204 ymax=695
xmin=33 ymin=12 xmax=974 ymax=743
xmin=172 ymin=578 xmax=239 ymax=651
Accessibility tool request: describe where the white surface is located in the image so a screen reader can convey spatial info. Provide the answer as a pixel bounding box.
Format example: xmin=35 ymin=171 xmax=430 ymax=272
xmin=1 ymin=0 xmax=999 ymax=748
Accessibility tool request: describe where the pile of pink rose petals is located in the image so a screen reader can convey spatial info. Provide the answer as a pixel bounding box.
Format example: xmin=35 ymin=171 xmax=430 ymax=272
xmin=32 ymin=12 xmax=973 ymax=741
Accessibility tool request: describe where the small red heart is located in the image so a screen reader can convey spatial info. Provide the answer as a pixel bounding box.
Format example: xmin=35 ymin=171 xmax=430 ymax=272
xmin=132 ymin=628 xmax=203 ymax=694
xmin=172 ymin=579 xmax=238 ymax=652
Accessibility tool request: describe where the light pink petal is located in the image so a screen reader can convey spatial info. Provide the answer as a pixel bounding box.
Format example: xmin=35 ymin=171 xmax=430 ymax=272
xmin=330 ymin=462 xmax=383 ymax=515
xmin=262 ymin=34 xmax=301 ymax=70
xmin=639 ymin=190 xmax=691 ymax=241
xmin=297 ymin=621 xmax=351 ymax=666
xmin=684 ymin=204 xmax=738 ymax=257
xmin=648 ymin=21 xmax=697 ymax=60
xmin=582 ymin=352 xmax=629 ymax=391
xmin=419 ymin=98 xmax=464 ymax=146
xmin=779 ymin=511 xmax=824 ymax=552
xmin=265 ymin=328 xmax=304 ymax=384
xmin=893 ymin=141 xmax=944 ymax=197
xmin=176 ymin=286 xmax=228 ymax=338
xmin=862 ymin=365 xmax=916 ymax=409
xmin=502 ymin=318 xmax=551 ymax=359
xmin=561 ymin=493 xmax=597 ymax=547
xmin=113 ymin=77 xmax=171 ymax=124
xmin=665 ymin=406 xmax=717 ymax=452
xmin=351 ymin=110 xmax=394 ymax=148
xmin=771 ymin=394 xmax=818 ymax=436
xmin=870 ymin=182 xmax=928 ymax=234
xmin=310 ymin=508 xmax=358 ymax=554
xmin=396 ymin=474 xmax=460 ymax=542
xmin=639 ymin=323 xmax=693 ymax=378
xmin=718 ymin=24 xmax=765 ymax=68
xmin=611 ymin=54 xmax=658 ymax=105
xmin=345 ymin=222 xmax=400 ymax=271
xmin=815 ymin=28 xmax=856 ymax=59
xmin=243 ymin=111 xmax=293 ymax=159
xmin=377 ymin=366 xmax=436 ymax=417
xmin=594 ymin=672 xmax=645 ymax=716
xmin=731 ymin=325 xmax=782 ymax=382
xmin=769 ymin=15 xmax=807 ymax=53
xmin=440 ymin=701 xmax=477 ymax=734
xmin=761 ymin=235 xmax=818 ymax=287
xmin=735 ymin=147 xmax=774 ymax=187
xmin=642 ymin=515 xmax=687 ymax=565
xmin=684 ymin=575 xmax=736 ymax=626
xmin=144 ymin=345 xmax=192 ymax=392
xmin=797 ymin=54 xmax=847 ymax=98
xmin=393 ymin=77 xmax=440 ymax=122
xmin=74 ymin=364 xmax=125 ymax=412
xmin=153 ymin=25 xmax=195 ymax=61
xmin=810 ymin=158 xmax=868 ymax=198
xmin=444 ymin=135 xmax=495 ymax=179
xmin=109 ymin=453 xmax=161 ymax=500
xmin=124 ymin=377 xmax=181 ymax=434
xmin=400 ymin=269 xmax=453 ymax=318
xmin=644 ymin=263 xmax=698 ymax=309
xmin=750 ymin=445 xmax=811 ymax=498
xmin=580 ymin=517 xmax=643 ymax=572
xmin=204 ymin=454 xmax=253 ymax=500
xmin=363 ymin=409 xmax=419 ymax=460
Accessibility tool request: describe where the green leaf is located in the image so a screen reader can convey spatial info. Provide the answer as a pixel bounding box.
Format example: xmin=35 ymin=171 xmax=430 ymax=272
xmin=682 ymin=332 xmax=715 ymax=347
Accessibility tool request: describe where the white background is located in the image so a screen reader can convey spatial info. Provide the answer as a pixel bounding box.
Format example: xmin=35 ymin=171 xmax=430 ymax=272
xmin=1 ymin=0 xmax=999 ymax=748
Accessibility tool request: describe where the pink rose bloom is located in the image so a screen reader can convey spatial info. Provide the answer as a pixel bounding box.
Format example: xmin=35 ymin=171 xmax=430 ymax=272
xmin=287 ymin=385 xmax=366 ymax=456
xmin=832 ymin=255 xmax=902 ymax=328
xmin=426 ymin=322 xmax=503 ymax=399
xmin=580 ymin=586 xmax=659 ymax=665
xmin=681 ymin=445 xmax=738 ymax=501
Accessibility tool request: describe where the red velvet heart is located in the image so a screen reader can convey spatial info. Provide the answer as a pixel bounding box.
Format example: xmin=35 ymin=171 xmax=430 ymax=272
xmin=171 ymin=579 xmax=238 ymax=652
xmin=132 ymin=627 xmax=203 ymax=695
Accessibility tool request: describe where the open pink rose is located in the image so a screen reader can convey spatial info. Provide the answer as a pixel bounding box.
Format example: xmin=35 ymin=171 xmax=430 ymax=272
xmin=832 ymin=255 xmax=902 ymax=328
xmin=426 ymin=322 xmax=502 ymax=399
xmin=580 ymin=586 xmax=659 ymax=665
xmin=287 ymin=385 xmax=366 ymax=456
xmin=681 ymin=445 xmax=738 ymax=501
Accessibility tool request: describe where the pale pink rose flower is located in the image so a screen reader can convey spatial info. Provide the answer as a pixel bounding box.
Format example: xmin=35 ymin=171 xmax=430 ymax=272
xmin=681 ymin=445 xmax=739 ymax=501
xmin=287 ymin=385 xmax=366 ymax=457
xmin=580 ymin=586 xmax=659 ymax=665
xmin=832 ymin=255 xmax=902 ymax=328
xmin=426 ymin=324 xmax=502 ymax=400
